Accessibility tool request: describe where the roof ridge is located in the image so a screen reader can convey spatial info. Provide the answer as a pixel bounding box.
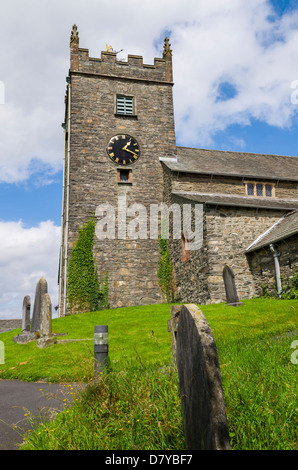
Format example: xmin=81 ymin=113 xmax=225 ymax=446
xmin=245 ymin=216 xmax=285 ymax=252
xmin=176 ymin=146 xmax=298 ymax=159
xmin=173 ymin=190 xmax=298 ymax=202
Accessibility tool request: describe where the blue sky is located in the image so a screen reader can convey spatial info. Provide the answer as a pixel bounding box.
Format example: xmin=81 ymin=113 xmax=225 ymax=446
xmin=1 ymin=0 xmax=298 ymax=318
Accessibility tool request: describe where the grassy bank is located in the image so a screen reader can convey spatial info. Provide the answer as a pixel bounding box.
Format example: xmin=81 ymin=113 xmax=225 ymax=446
xmin=1 ymin=298 xmax=297 ymax=450
xmin=0 ymin=303 xmax=173 ymax=382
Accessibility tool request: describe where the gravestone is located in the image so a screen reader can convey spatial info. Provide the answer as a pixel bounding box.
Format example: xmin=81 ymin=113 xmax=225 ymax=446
xmin=22 ymin=295 xmax=31 ymax=332
xmin=31 ymin=277 xmax=48 ymax=333
xmin=223 ymin=265 xmax=243 ymax=307
xmin=175 ymin=304 xmax=231 ymax=450
xmin=36 ymin=293 xmax=56 ymax=349
xmin=12 ymin=295 xmax=35 ymax=344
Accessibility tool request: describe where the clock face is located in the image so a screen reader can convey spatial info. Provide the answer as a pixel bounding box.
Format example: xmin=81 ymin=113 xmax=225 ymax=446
xmin=107 ymin=134 xmax=140 ymax=166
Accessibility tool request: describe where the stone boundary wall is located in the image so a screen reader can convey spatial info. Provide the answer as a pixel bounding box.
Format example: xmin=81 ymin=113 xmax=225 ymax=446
xmin=0 ymin=320 xmax=22 ymax=334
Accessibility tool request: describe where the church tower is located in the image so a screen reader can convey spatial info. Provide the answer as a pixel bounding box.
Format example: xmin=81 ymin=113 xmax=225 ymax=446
xmin=58 ymin=25 xmax=177 ymax=315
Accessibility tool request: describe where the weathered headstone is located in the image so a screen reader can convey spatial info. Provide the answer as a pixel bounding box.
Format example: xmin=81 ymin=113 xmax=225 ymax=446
xmin=12 ymin=295 xmax=35 ymax=344
xmin=223 ymin=265 xmax=243 ymax=307
xmin=36 ymin=293 xmax=56 ymax=349
xmin=22 ymin=295 xmax=31 ymax=332
xmin=31 ymin=277 xmax=48 ymax=333
xmin=175 ymin=304 xmax=231 ymax=450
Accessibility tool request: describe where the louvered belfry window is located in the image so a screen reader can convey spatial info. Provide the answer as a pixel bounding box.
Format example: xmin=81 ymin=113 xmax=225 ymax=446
xmin=116 ymin=95 xmax=134 ymax=115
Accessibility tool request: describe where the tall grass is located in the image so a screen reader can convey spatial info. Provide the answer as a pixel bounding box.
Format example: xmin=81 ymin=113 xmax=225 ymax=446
xmin=1 ymin=299 xmax=296 ymax=450
xmin=219 ymin=334 xmax=297 ymax=450
xmin=20 ymin=361 xmax=185 ymax=450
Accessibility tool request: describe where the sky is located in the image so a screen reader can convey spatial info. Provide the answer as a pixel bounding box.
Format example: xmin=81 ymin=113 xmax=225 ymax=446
xmin=1 ymin=0 xmax=298 ymax=319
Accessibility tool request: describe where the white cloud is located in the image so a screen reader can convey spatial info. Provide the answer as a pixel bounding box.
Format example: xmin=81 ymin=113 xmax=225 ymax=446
xmin=0 ymin=220 xmax=60 ymax=319
xmin=172 ymin=1 xmax=298 ymax=145
xmin=0 ymin=0 xmax=297 ymax=178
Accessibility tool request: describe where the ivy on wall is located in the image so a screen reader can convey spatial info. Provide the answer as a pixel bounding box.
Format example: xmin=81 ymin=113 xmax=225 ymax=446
xmin=261 ymin=271 xmax=298 ymax=299
xmin=158 ymin=236 xmax=174 ymax=302
xmin=67 ymin=217 xmax=109 ymax=314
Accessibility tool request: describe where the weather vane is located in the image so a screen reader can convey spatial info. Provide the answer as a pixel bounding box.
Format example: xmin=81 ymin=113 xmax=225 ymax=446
xmin=106 ymin=44 xmax=123 ymax=54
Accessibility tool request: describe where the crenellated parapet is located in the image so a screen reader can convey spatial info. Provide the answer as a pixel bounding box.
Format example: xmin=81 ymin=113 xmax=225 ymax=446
xmin=69 ymin=25 xmax=173 ymax=84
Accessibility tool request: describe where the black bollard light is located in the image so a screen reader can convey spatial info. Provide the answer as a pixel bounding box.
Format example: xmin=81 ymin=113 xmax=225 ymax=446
xmin=94 ymin=325 xmax=109 ymax=375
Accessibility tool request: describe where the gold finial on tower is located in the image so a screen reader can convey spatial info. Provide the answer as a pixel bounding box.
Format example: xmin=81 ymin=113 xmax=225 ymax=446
xmin=70 ymin=24 xmax=79 ymax=45
xmin=163 ymin=37 xmax=172 ymax=58
xmin=106 ymin=44 xmax=113 ymax=52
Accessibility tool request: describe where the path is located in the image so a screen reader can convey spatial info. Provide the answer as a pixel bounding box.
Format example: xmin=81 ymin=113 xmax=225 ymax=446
xmin=0 ymin=379 xmax=83 ymax=450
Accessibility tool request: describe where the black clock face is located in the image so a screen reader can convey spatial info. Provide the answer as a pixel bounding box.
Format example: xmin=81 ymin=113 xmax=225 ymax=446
xmin=107 ymin=134 xmax=140 ymax=166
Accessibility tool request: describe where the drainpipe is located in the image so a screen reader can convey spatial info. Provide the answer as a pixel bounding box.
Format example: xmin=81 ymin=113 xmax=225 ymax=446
xmin=269 ymin=243 xmax=282 ymax=298
xmin=63 ymin=81 xmax=71 ymax=316
xmin=58 ymin=127 xmax=66 ymax=317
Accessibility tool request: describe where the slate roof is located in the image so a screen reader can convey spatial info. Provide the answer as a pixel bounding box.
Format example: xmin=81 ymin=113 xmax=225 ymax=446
xmin=172 ymin=191 xmax=298 ymax=211
xmin=164 ymin=147 xmax=298 ymax=181
xmin=246 ymin=209 xmax=298 ymax=252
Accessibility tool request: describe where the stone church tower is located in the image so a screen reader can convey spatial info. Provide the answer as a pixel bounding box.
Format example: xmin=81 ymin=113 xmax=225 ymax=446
xmin=58 ymin=25 xmax=177 ymax=315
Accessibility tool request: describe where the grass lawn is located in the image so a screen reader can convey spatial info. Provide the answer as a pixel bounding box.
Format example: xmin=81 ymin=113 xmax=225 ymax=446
xmin=0 ymin=298 xmax=297 ymax=450
xmin=0 ymin=303 xmax=173 ymax=382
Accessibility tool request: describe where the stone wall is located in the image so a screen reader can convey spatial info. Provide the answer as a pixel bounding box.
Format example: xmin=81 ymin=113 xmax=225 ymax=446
xmin=205 ymin=206 xmax=283 ymax=302
xmin=171 ymin=172 xmax=298 ymax=200
xmin=167 ymin=194 xmax=285 ymax=303
xmin=169 ymin=194 xmax=210 ymax=304
xmin=0 ymin=320 xmax=22 ymax=333
xmin=247 ymin=233 xmax=298 ymax=296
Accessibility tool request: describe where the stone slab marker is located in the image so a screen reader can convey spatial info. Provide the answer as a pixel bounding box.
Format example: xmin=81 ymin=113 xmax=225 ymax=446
xmin=223 ymin=265 xmax=243 ymax=307
xmin=31 ymin=277 xmax=48 ymax=333
xmin=12 ymin=295 xmax=35 ymax=344
xmin=175 ymin=304 xmax=231 ymax=450
xmin=22 ymin=295 xmax=31 ymax=332
xmin=36 ymin=293 xmax=56 ymax=349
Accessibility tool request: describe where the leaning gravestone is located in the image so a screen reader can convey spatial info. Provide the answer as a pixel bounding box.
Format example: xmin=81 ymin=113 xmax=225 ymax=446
xmin=36 ymin=293 xmax=56 ymax=349
xmin=22 ymin=295 xmax=31 ymax=332
xmin=223 ymin=265 xmax=243 ymax=307
xmin=31 ymin=277 xmax=48 ymax=333
xmin=175 ymin=304 xmax=231 ymax=450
